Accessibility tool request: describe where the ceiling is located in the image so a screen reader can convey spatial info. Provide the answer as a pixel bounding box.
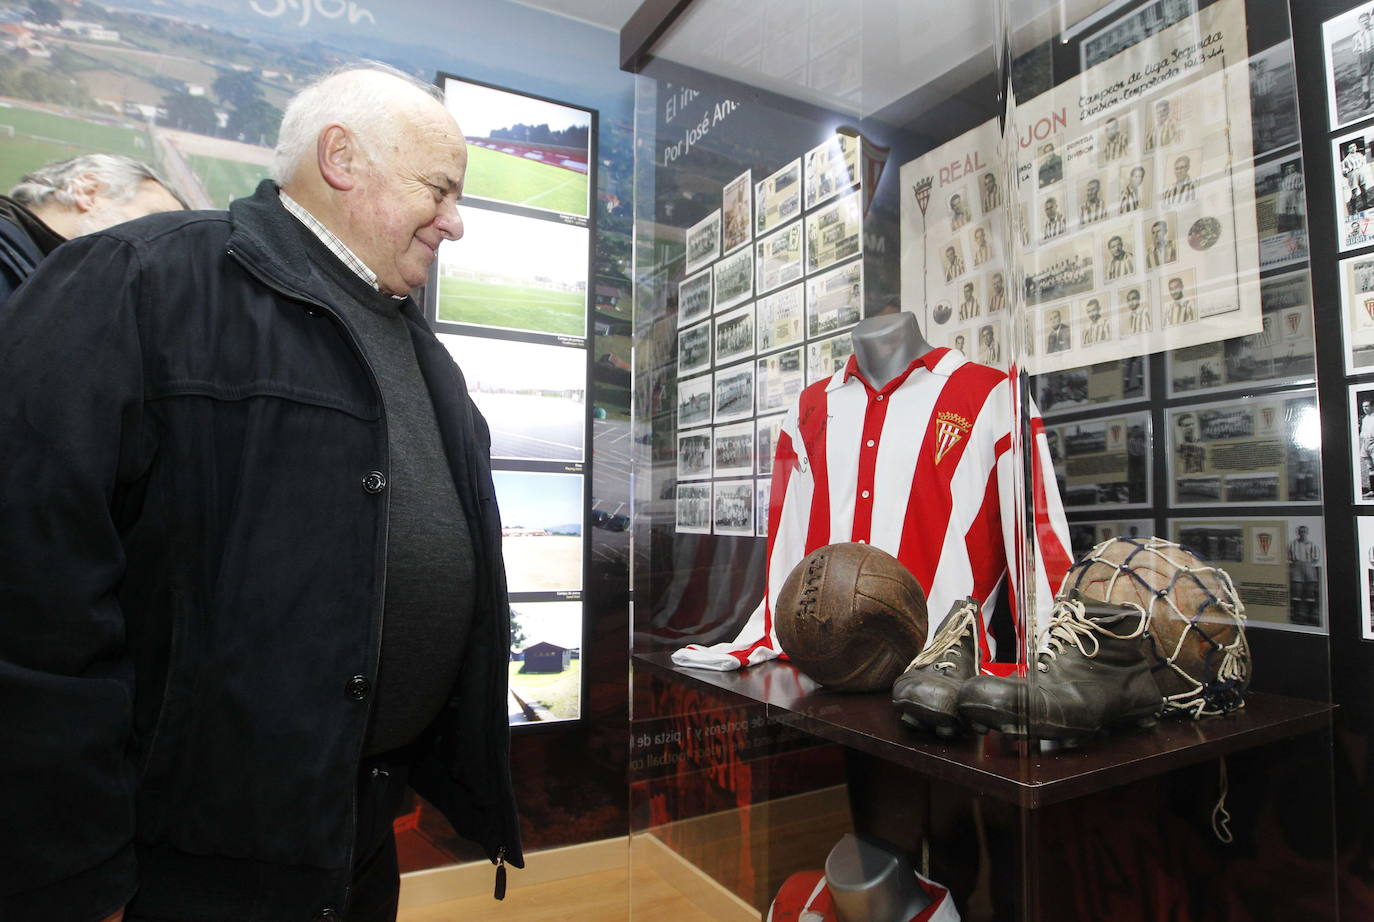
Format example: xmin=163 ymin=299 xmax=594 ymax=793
xmin=508 ymin=0 xmax=645 ymax=32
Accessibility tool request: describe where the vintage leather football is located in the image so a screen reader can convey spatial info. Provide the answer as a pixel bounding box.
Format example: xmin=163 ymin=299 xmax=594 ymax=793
xmin=775 ymin=542 xmax=928 ymax=691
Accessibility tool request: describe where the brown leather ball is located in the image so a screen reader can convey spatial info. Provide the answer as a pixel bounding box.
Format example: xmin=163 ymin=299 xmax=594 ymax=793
xmin=1061 ymin=536 xmax=1250 ymax=709
xmin=774 ymin=543 xmax=928 ymax=691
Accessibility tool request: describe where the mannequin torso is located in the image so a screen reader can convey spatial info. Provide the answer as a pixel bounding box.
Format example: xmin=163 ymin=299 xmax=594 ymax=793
xmin=851 ymin=312 xmax=932 ymax=389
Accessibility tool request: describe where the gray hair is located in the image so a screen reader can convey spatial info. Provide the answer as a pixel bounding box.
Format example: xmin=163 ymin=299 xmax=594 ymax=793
xmin=270 ymin=62 xmax=445 ymax=184
xmin=10 ymin=154 xmax=185 ymax=208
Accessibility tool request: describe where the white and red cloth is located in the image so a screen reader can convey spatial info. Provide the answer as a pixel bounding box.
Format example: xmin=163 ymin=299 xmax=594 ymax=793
xmin=765 ymin=867 xmax=961 ymax=922
xmin=672 ymin=347 xmax=1071 ymax=674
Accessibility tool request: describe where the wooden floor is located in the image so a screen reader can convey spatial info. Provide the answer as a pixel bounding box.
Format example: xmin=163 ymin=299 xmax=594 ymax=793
xmin=398 ymin=862 xmax=723 ymax=922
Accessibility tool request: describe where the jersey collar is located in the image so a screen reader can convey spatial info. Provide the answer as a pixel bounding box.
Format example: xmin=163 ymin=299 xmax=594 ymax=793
xmin=830 ymin=346 xmax=962 ymax=394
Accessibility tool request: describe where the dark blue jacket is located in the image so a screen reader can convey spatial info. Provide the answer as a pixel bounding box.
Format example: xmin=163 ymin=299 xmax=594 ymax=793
xmin=0 ymin=181 xmax=522 ymax=922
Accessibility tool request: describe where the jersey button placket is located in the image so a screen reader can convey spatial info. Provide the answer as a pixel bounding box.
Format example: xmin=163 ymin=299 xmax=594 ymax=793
xmin=852 ymin=384 xmax=888 ymax=544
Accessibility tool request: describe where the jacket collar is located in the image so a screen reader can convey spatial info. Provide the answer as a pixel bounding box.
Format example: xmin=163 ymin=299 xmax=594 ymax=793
xmin=226 ymin=179 xmax=426 ymax=324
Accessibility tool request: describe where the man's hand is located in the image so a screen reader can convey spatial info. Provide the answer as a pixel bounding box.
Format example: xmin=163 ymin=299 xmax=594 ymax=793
xmin=100 ymin=910 xmax=124 ymax=922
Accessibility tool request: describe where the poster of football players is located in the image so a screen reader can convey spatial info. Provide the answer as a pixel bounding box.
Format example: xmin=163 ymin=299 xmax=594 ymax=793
xmin=901 ymin=0 xmax=1261 ymax=374
xmin=1172 ymin=516 xmax=1325 ymax=631
xmin=1332 ymin=124 xmax=1374 ymax=251
xmin=1165 ymin=392 xmax=1322 ymax=506
xmin=1045 ymin=411 xmax=1152 ymax=509
xmin=755 ymin=221 xmax=804 ymax=294
xmin=1166 ymin=270 xmax=1315 ymax=396
xmin=722 ymin=170 xmax=752 ymax=254
xmin=1340 ymin=255 xmax=1374 ymax=374
xmin=1252 ymin=155 xmax=1308 ymax=270
xmin=804 ymin=133 xmax=861 ymax=211
xmin=756 ymin=158 xmax=802 ymax=235
xmin=685 ymin=209 xmax=721 ymax=273
xmin=1035 ymin=356 xmax=1147 ymax=416
xmin=1323 ymin=0 xmax=1374 ymax=131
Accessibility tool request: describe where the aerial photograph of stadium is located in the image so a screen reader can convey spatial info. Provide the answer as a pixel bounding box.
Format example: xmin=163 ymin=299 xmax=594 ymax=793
xmin=436 ymin=203 xmax=588 ymax=336
xmin=492 ymin=470 xmax=584 ymax=594
xmin=442 ymin=75 xmax=590 ymax=218
xmin=438 ymin=332 xmax=586 ymax=462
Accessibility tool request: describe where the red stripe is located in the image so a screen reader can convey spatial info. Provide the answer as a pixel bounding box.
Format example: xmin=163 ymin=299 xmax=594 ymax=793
xmin=1031 ymin=421 xmax=1072 ymax=596
xmin=760 ymin=428 xmax=801 ymax=646
xmin=964 ymin=467 xmax=1004 ymax=662
xmin=795 ymin=382 xmax=832 ymax=554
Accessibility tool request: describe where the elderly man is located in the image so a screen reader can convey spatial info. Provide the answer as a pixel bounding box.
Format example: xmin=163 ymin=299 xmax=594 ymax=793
xmin=0 ymin=65 xmax=521 ymax=922
xmin=0 ymin=153 xmax=184 ymax=302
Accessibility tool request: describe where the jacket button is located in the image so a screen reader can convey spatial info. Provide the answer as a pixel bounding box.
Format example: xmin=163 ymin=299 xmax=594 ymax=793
xmin=346 ymin=675 xmax=371 ymax=700
xmin=361 ymin=471 xmax=386 ymax=494
xmin=313 ymin=910 xmax=338 ymax=922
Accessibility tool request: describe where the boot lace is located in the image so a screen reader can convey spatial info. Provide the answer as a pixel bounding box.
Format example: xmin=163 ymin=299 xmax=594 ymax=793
xmin=1034 ymin=597 xmax=1146 ymax=672
xmin=906 ymin=599 xmax=980 ymax=671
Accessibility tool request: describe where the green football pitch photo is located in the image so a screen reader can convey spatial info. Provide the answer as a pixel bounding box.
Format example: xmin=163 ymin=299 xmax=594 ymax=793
xmin=465 ymin=145 xmax=588 ymax=217
xmin=439 ymin=276 xmax=586 ymax=337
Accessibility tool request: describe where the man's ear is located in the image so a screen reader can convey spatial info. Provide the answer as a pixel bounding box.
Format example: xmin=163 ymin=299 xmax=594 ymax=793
xmin=69 ymin=173 xmax=102 ymax=213
xmin=317 ymin=124 xmax=361 ymax=191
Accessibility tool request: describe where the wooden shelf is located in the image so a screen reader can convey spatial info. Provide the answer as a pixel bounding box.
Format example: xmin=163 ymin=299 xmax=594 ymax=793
xmin=633 ymin=652 xmax=1334 ymax=808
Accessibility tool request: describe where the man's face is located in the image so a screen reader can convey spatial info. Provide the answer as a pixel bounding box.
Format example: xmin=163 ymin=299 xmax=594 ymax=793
xmin=1169 ymin=278 xmax=1183 ymax=300
xmin=983 ymin=174 xmax=995 ymax=191
xmin=1129 ymin=167 xmax=1145 ymax=188
xmin=1364 ymin=400 xmax=1371 ymax=415
xmin=974 ymin=228 xmax=985 ymax=244
xmin=1105 ymin=119 xmax=1119 ymax=139
xmin=78 ymin=179 xmax=185 ymax=235
xmin=1109 ymin=236 xmax=1124 ymax=257
xmin=946 ymin=247 xmax=956 ymax=260
xmin=1298 ymin=526 xmax=1308 ymax=539
xmin=1050 ymin=310 xmax=1062 ymax=326
xmin=1045 ymin=198 xmax=1058 ymax=218
xmin=1174 ymin=156 xmax=1190 ymax=180
xmin=1157 ymin=101 xmax=1170 ymax=119
xmin=348 ymin=103 xmax=468 ymax=295
xmin=1127 ymin=291 xmax=1141 ymax=310
xmin=1153 ymin=222 xmax=1167 ymax=243
xmin=951 ymin=194 xmax=963 ymax=212
xmin=992 ymin=274 xmax=1003 ymax=293
xmin=1087 ymin=301 xmax=1101 ymax=321
xmin=1087 ymin=179 xmax=1101 ymax=200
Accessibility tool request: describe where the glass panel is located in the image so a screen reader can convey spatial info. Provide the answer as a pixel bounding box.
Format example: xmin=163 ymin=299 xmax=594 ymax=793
xmin=628 ymin=1 xmax=1336 ymax=919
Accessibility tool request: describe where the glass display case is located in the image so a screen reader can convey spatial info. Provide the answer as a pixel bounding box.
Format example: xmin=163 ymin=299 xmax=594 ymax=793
xmin=624 ymin=0 xmax=1341 ymax=919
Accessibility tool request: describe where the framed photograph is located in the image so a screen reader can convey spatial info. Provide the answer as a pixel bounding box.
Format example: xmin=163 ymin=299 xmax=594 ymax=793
xmin=713 ymin=361 xmax=755 ymax=424
xmin=713 ymin=479 xmax=756 ymax=536
xmin=804 ymin=133 xmax=861 ymax=211
xmin=677 ymin=373 xmax=713 ymax=429
xmin=722 ymin=170 xmax=753 ymax=255
xmin=436 ymin=206 xmax=588 ymax=338
xmin=1045 ymin=411 xmax=1152 ymax=509
xmin=1026 ymin=236 xmax=1095 ymax=307
xmin=441 ymin=76 xmax=591 ymax=219
xmin=438 ymin=334 xmax=585 ymax=462
xmin=1351 ymin=382 xmax=1374 ymax=505
xmin=1066 ymin=518 xmax=1155 ymax=558
xmin=713 ymin=246 xmax=754 ymax=312
xmin=677 ymin=320 xmax=711 ymax=376
xmin=1079 ymin=1 xmax=1199 ymax=75
xmin=677 ymin=428 xmax=712 ymax=481
xmin=713 ymin=302 xmax=755 ymax=367
xmin=756 ymin=413 xmax=787 ymax=477
xmin=1168 ymin=270 xmax=1314 ymax=396
xmin=805 ymin=192 xmax=863 ymax=273
xmin=1323 ymin=1 xmax=1374 ymax=132
xmin=1171 ymin=516 xmax=1325 ymax=632
xmin=679 ymin=268 xmax=713 ymax=326
xmin=1035 ymin=355 xmax=1148 ymax=416
xmin=756 ymin=480 xmax=771 ymax=538
xmin=1332 ymin=125 xmax=1374 ymax=252
xmin=756 ymin=158 xmax=802 ymax=235
xmin=806 ymin=259 xmax=863 ymax=339
xmin=1360 ymin=517 xmax=1374 ymax=639
xmin=807 ymin=331 xmax=855 ymax=385
xmin=1250 ymin=40 xmax=1301 ymax=156
xmin=1253 ymin=155 xmax=1308 ymax=270
xmin=756 ymin=346 xmax=805 ymax=415
xmin=713 ymin=420 xmax=755 ymax=478
xmin=755 ymin=221 xmax=804 ymax=294
xmin=508 ymin=599 xmax=584 ymax=723
xmin=685 ymin=209 xmax=721 ymax=274
xmin=1341 ymin=256 xmax=1374 ymax=375
xmin=676 ymin=482 xmax=712 ymax=534
xmin=756 ymin=283 xmax=805 ymax=353
xmin=1165 ymin=392 xmax=1321 ymax=507
xmin=491 ymin=471 xmax=584 ymax=594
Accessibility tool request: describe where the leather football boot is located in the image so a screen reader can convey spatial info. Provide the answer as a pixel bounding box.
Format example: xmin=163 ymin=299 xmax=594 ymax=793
xmin=957 ymin=591 xmax=1163 ymax=746
xmin=891 ymin=598 xmax=981 ymax=738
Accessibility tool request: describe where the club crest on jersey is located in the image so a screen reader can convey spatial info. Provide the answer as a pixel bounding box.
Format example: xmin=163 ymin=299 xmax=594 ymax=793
xmin=933 ymin=410 xmax=972 ymax=464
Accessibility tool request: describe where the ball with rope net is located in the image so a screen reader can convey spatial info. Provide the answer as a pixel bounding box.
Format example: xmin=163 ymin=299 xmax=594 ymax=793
xmin=1058 ymin=535 xmax=1250 ymax=718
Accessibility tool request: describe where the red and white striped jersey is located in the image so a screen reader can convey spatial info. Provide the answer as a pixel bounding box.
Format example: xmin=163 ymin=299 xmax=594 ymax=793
xmin=673 ymin=347 xmax=1072 ymax=673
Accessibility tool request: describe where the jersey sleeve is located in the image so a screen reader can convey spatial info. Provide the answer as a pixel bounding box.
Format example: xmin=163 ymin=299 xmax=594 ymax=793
xmin=0 ymin=235 xmax=147 ymax=920
xmin=671 ymin=403 xmax=812 ymax=671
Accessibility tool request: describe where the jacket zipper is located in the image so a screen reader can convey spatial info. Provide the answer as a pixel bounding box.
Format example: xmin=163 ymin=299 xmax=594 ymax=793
xmin=226 ymin=246 xmax=391 ymax=905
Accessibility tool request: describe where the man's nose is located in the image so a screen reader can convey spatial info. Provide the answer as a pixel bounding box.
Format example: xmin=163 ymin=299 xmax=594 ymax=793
xmin=437 ymin=199 xmax=464 ymax=241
